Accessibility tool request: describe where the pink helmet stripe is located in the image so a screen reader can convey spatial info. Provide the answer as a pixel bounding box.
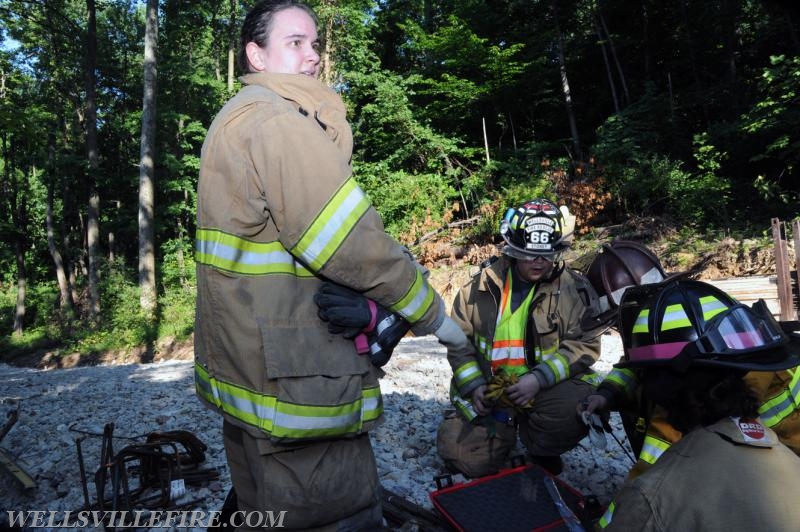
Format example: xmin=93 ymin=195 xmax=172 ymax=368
xmin=628 ymin=341 xmax=689 ymax=362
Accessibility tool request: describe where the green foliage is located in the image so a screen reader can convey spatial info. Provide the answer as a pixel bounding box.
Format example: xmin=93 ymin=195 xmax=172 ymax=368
xmin=3 ymin=0 xmax=800 ymax=359
xmin=356 ymin=162 xmax=458 ymax=240
xmin=736 ymin=55 xmax=800 ymax=209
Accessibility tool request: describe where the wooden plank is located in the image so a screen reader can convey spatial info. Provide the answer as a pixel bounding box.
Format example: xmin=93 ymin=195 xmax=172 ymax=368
xmin=704 ymin=276 xmax=781 ymax=318
xmin=0 ymin=447 xmax=36 ymax=491
xmin=773 ymin=218 xmax=794 ymax=320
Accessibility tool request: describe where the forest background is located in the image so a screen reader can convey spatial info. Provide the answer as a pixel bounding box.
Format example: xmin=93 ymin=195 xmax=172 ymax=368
xmin=0 ymin=0 xmax=798 ymax=365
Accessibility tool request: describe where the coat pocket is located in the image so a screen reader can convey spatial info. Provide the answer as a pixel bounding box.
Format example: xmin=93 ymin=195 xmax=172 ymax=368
xmin=256 ymin=319 xmax=378 ymax=441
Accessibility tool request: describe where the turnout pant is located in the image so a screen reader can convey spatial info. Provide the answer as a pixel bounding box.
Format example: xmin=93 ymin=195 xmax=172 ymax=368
xmin=223 ymin=421 xmax=383 ymax=531
xmin=437 ymin=378 xmax=593 ymax=477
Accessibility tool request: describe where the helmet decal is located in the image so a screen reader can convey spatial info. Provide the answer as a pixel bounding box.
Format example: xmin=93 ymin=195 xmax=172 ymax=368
xmin=500 ymin=198 xmax=569 ymax=260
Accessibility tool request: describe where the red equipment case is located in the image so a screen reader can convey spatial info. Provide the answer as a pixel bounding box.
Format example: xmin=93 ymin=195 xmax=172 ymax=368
xmin=430 ymin=464 xmax=589 ymax=532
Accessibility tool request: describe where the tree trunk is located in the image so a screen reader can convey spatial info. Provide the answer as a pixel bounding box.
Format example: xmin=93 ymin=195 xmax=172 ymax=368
xmin=85 ymin=0 xmax=101 ymax=322
xmin=551 ymin=1 xmax=582 ymax=162
xmin=14 ymin=237 xmax=26 ymax=337
xmin=679 ymin=0 xmax=708 ymax=121
xmin=597 ymin=5 xmax=630 ymax=106
xmin=4 ymin=136 xmax=26 ymax=336
xmin=139 ymin=0 xmax=158 ymax=315
xmin=319 ymin=1 xmax=337 ymax=86
xmin=641 ymin=0 xmax=651 ymax=81
xmin=594 ymin=14 xmax=620 ymax=113
xmin=46 ymin=135 xmax=75 ymax=315
xmin=227 ymin=0 xmax=237 ymax=91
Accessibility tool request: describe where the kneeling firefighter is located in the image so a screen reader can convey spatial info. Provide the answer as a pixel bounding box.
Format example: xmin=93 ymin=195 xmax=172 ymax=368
xmin=436 ymin=198 xmax=605 ymax=477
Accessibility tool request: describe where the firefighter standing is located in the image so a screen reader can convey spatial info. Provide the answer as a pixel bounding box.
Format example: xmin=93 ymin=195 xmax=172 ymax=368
xmin=194 ymin=2 xmax=466 ymax=529
xmin=436 ymin=199 xmax=603 ymax=477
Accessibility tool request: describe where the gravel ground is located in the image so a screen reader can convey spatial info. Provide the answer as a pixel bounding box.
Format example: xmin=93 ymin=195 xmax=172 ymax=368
xmin=0 ymin=333 xmax=631 ymax=530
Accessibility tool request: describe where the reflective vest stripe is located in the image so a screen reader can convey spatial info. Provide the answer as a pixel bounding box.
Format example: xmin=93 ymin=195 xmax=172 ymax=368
xmin=758 ymin=369 xmax=800 ymax=427
xmin=490 ymin=346 xmax=527 ymax=370
xmin=598 ymin=501 xmax=616 ymax=528
xmin=604 ymin=368 xmax=637 ymax=394
xmin=639 ymin=434 xmax=671 ymax=464
xmin=390 ymin=268 xmax=437 ymax=324
xmin=293 ymin=178 xmax=371 ymax=272
xmin=195 ymin=363 xmax=382 ymax=439
xmin=493 ymin=339 xmax=525 ymax=348
xmin=195 ymin=228 xmax=314 ymax=277
xmin=454 ymin=361 xmax=482 ymax=389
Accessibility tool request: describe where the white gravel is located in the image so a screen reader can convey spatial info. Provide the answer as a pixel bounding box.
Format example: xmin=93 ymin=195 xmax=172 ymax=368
xmin=0 ymin=333 xmax=631 ymax=530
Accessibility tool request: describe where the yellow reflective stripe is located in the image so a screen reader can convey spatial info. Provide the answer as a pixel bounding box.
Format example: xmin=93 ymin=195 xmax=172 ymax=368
xmin=598 ymin=501 xmax=616 ymax=528
xmin=604 ymin=368 xmax=637 ymax=393
xmin=293 ymin=177 xmax=371 ymax=271
xmin=195 ymin=363 xmax=276 ymax=430
xmin=660 ymin=303 xmax=690 ymax=331
xmin=538 ymin=351 xmax=570 ymax=384
xmin=474 ymin=334 xmax=490 ymax=361
xmin=700 ymin=295 xmax=727 ymax=320
xmin=539 ymin=343 xmax=558 ymax=357
xmin=362 ymin=386 xmax=383 ymax=424
xmin=195 ymin=228 xmax=314 ymax=277
xmin=450 ymin=382 xmax=478 ymax=422
xmin=632 ymin=309 xmax=649 ymax=333
xmin=195 ymin=363 xmax=382 ymax=439
xmin=454 ymin=361 xmax=482 ymax=388
xmin=639 ymin=435 xmax=671 ymax=464
xmin=758 ymin=369 xmax=800 ymax=427
xmin=579 ymin=371 xmax=603 ymax=387
xmin=390 ymin=268 xmax=436 ymax=323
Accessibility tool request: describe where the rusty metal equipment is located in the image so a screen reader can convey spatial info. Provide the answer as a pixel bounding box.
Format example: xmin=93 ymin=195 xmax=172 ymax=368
xmin=72 ymin=422 xmax=220 ymax=529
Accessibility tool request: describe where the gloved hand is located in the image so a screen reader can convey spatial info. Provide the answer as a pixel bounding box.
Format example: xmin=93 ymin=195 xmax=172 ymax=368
xmin=373 ymin=310 xmax=411 ymax=352
xmin=314 ymin=283 xmax=377 ymax=339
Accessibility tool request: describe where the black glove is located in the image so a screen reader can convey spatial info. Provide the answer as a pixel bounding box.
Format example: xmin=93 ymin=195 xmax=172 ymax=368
xmin=314 ymin=283 xmax=376 ymax=339
xmin=367 ymin=311 xmax=411 ymax=367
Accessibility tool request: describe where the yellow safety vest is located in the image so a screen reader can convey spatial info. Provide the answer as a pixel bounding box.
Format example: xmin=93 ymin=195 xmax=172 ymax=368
xmin=490 ymin=269 xmax=535 ymax=377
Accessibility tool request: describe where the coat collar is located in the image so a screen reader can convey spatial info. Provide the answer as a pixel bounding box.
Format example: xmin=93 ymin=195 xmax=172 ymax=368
xmin=240 ymin=72 xmax=353 ymax=157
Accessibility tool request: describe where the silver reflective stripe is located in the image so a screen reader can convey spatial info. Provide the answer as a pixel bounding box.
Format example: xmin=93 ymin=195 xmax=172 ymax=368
xmin=275 ymin=410 xmax=361 ymax=431
xmin=455 ymin=361 xmax=481 ymax=387
xmin=392 ymin=270 xmax=435 ymax=323
xmin=541 ymin=352 xmax=569 ymax=381
xmin=197 ymin=239 xmax=295 ymax=267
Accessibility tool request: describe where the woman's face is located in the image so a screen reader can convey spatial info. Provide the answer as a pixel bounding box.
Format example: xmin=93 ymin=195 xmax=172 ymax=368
xmin=249 ymin=7 xmax=320 ymax=77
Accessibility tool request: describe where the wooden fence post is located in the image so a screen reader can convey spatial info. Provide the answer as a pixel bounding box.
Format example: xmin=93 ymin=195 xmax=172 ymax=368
xmin=772 ymin=218 xmax=796 ymax=321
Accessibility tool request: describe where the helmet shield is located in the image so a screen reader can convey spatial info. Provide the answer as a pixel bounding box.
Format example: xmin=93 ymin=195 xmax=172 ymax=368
xmin=499 ymin=199 xmax=568 ymax=260
xmin=698 ymin=304 xmax=786 ymax=354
